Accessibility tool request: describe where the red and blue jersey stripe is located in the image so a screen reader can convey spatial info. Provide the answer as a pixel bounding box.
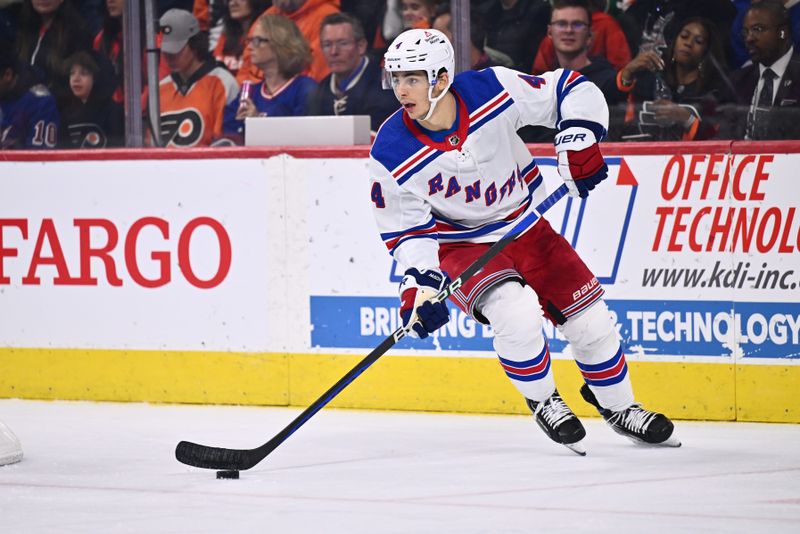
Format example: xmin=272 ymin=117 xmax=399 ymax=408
xmin=380 ymin=218 xmax=438 ymax=254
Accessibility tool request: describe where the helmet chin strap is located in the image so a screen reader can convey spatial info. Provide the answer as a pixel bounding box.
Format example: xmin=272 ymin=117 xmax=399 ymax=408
xmin=422 ymin=78 xmax=451 ymax=121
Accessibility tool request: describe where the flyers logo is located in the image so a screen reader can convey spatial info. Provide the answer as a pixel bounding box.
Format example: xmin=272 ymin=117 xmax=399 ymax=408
xmin=160 ymin=109 xmax=204 ymax=147
xmin=68 ymin=123 xmax=107 ymax=148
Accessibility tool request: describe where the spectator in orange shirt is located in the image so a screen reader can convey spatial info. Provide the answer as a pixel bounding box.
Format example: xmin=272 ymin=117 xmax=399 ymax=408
xmin=533 ymin=0 xmax=631 ymax=73
xmin=237 ymin=0 xmax=340 ymax=84
xmin=155 ymin=9 xmax=239 ymax=146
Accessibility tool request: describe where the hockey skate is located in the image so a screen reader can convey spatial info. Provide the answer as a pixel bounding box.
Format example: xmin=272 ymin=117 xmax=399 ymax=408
xmin=526 ymin=390 xmax=587 ymax=456
xmin=580 ymin=384 xmax=681 ymax=447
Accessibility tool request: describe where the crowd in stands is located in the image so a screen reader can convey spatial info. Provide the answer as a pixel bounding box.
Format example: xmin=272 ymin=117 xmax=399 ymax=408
xmin=1 ymin=0 xmax=799 ymax=149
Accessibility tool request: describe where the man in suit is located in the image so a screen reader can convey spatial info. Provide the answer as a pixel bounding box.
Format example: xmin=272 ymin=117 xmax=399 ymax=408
xmin=733 ymin=0 xmax=800 ymax=140
xmin=306 ymin=12 xmax=399 ymax=132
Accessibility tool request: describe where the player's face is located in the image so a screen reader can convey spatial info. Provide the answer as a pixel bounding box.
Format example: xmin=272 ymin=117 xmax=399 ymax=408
xmin=31 ymin=0 xmax=62 ymax=16
xmin=106 ymin=0 xmax=124 ymax=18
xmin=548 ymin=7 xmax=591 ymax=55
xmin=228 ymin=0 xmax=252 ymax=21
xmin=69 ymin=65 xmax=94 ymax=102
xmin=673 ymin=22 xmax=708 ymax=69
xmin=248 ymin=29 xmax=276 ymax=69
xmin=320 ymin=23 xmax=365 ymax=77
xmin=391 ymin=71 xmax=432 ymax=120
xmin=401 ymin=0 xmax=435 ymax=29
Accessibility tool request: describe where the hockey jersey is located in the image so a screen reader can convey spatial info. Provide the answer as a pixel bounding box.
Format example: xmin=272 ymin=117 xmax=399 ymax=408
xmin=157 ymin=61 xmax=239 ymax=147
xmin=0 ymin=84 xmax=59 ymax=149
xmin=222 ymin=75 xmax=317 ymax=137
xmin=369 ymin=67 xmax=608 ymax=271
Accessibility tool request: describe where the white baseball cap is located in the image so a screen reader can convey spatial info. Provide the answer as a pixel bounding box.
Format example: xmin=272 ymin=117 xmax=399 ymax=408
xmin=160 ymin=9 xmax=200 ymax=54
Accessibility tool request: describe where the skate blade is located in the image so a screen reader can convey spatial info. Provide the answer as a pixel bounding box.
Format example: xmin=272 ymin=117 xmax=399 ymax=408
xmin=657 ymin=434 xmax=682 ymax=447
xmin=564 ymin=440 xmax=587 ymax=456
xmin=0 ymin=452 xmax=23 ymax=466
xmin=621 ymin=432 xmax=681 ymax=448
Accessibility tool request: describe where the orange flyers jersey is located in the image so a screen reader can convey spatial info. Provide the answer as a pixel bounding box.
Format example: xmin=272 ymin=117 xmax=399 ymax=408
xmin=157 ymin=62 xmax=239 ymax=147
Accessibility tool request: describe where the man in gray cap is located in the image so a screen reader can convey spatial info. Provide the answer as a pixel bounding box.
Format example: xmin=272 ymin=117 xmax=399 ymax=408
xmin=155 ymin=9 xmax=239 ymax=147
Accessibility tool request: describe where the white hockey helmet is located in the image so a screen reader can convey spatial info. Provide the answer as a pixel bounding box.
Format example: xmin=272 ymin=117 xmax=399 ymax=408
xmin=383 ymin=28 xmax=455 ymax=120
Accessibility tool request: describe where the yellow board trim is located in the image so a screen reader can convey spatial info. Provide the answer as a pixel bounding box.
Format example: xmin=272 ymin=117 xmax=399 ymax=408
xmin=0 ymin=348 xmax=288 ymax=405
xmin=0 ymin=349 xmax=797 ymax=423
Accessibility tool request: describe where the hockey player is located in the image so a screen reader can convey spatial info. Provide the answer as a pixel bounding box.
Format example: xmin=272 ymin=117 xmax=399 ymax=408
xmin=369 ymin=29 xmax=679 ymax=454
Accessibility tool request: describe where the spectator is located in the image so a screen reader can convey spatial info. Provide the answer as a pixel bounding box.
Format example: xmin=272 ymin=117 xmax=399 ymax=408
xmin=521 ymin=0 xmax=622 ymax=142
xmin=379 ymin=0 xmax=440 ymax=45
xmin=14 ymin=0 xmax=92 ymax=105
xmin=94 ymin=0 xmax=165 ymax=106
xmin=58 ymin=51 xmax=123 ymax=148
xmin=399 ymin=0 xmax=437 ymax=29
xmin=155 ymin=9 xmax=239 ymax=146
xmin=533 ymin=0 xmax=632 ymax=72
xmin=223 ymin=13 xmax=316 ymax=140
xmin=238 ymin=0 xmax=340 ymax=84
xmin=213 ymin=0 xmax=271 ymax=77
xmin=93 ymin=0 xmax=124 ymax=103
xmin=546 ymin=0 xmax=622 ymax=105
xmin=616 ymin=17 xmax=734 ymax=141
xmin=481 ymin=0 xmax=551 ymax=73
xmin=622 ymin=0 xmax=736 ymax=59
xmin=306 ymin=12 xmax=398 ymax=131
xmin=0 ymin=46 xmax=59 ymax=149
xmin=431 ymin=3 xmax=496 ymax=70
xmin=731 ymin=0 xmax=800 ymax=68
xmin=732 ymin=0 xmax=800 ymax=139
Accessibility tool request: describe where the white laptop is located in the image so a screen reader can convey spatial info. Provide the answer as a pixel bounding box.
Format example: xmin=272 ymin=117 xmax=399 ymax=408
xmin=244 ymin=115 xmax=371 ymax=146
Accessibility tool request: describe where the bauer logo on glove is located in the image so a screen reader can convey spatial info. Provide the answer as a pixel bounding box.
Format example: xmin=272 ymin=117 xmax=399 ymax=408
xmin=398 ymin=268 xmax=451 ymax=338
xmin=555 ymin=126 xmax=608 ymax=199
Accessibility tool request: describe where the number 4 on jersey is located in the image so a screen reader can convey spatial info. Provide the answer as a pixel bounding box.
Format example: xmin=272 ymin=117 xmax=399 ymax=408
xmin=371 ymin=182 xmax=386 ymax=208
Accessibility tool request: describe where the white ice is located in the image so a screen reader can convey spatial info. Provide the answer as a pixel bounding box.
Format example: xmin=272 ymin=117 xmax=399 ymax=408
xmin=0 ymin=399 xmax=798 ymax=534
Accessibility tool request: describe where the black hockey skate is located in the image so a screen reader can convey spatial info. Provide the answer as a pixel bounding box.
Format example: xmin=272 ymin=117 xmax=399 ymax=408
xmin=580 ymin=384 xmax=681 ymax=447
xmin=526 ymin=390 xmax=587 ymax=456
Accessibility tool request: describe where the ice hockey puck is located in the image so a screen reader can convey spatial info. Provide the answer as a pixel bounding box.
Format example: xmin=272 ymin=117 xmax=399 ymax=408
xmin=216 ymin=470 xmax=239 ymax=479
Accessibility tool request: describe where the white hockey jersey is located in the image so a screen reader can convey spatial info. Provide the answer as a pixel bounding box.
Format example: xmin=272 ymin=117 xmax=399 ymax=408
xmin=369 ymin=66 xmax=609 ymax=272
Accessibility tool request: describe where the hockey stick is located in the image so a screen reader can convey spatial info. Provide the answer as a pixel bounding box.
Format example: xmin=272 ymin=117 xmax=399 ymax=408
xmin=175 ymin=183 xmax=570 ymax=471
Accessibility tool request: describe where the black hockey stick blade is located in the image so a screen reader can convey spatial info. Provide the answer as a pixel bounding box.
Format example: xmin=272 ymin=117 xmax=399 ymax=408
xmin=176 ymin=184 xmax=569 ymax=471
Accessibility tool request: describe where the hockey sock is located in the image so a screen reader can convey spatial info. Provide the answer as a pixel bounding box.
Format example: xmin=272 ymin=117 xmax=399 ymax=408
xmin=478 ymin=281 xmax=556 ymax=402
xmin=559 ymin=301 xmax=634 ymax=411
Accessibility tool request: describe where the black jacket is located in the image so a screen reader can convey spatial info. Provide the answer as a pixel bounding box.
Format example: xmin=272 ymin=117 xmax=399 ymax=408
xmin=306 ymin=55 xmax=399 ymax=132
xmin=727 ymin=52 xmax=800 ymax=140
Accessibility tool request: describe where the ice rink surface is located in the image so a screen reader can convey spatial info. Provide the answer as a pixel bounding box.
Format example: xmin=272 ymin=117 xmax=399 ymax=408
xmin=0 ymin=399 xmax=798 ymax=534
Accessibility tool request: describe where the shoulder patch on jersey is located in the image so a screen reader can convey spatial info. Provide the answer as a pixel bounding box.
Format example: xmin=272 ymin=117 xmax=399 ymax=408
xmin=29 ymin=84 xmax=52 ymax=98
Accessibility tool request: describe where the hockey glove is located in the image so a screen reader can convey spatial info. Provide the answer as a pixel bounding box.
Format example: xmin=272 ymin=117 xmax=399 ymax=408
xmin=399 ymin=268 xmax=451 ymax=339
xmin=555 ymin=127 xmax=608 ymax=199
